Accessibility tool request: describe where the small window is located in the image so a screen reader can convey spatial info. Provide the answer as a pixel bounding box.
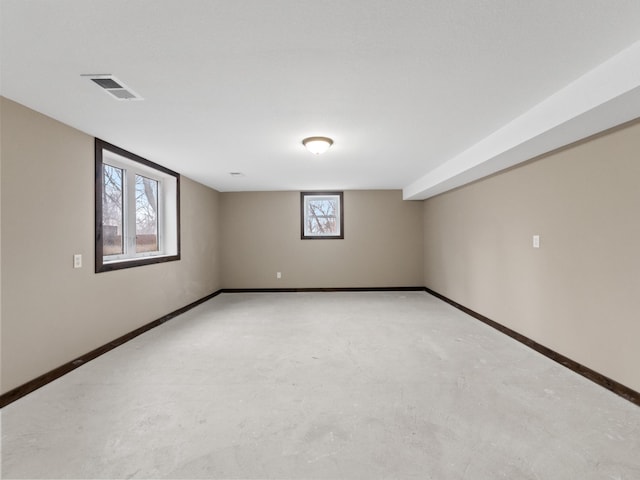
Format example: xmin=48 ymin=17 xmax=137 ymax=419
xmin=301 ymin=191 xmax=344 ymax=239
xmin=95 ymin=139 xmax=180 ymax=272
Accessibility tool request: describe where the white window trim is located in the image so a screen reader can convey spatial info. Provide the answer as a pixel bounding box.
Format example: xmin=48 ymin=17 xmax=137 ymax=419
xmin=300 ymin=191 xmax=344 ymax=240
xmin=102 ymin=153 xmax=169 ymax=262
xmin=96 ymin=139 xmax=180 ymax=272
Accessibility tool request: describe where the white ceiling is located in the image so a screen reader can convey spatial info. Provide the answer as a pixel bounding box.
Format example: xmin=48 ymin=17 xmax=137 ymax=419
xmin=2 ymin=1 xmax=640 ymax=199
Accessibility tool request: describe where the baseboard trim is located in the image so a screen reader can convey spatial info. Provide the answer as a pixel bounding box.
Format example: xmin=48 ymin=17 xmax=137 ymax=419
xmin=425 ymin=287 xmax=640 ymax=407
xmin=4 ymin=287 xmax=637 ymax=409
xmin=0 ymin=289 xmax=224 ymax=408
xmin=221 ymin=286 xmax=426 ymax=293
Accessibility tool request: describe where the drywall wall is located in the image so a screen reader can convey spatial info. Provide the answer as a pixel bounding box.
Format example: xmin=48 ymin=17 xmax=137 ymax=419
xmin=221 ymin=190 xmax=424 ymax=288
xmin=0 ymin=97 xmax=221 ymax=394
xmin=0 ymin=97 xmax=3 ymax=392
xmin=423 ymin=119 xmax=640 ymax=392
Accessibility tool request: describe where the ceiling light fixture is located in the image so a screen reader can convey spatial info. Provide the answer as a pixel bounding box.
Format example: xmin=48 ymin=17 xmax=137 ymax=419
xmin=302 ymin=136 xmax=333 ymax=155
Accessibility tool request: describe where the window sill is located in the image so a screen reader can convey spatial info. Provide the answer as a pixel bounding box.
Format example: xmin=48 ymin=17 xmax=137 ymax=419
xmin=96 ymin=253 xmax=180 ymax=273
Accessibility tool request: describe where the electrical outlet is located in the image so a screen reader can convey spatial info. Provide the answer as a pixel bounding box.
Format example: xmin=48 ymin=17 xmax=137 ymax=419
xmin=532 ymin=235 xmax=540 ymax=248
xmin=73 ymin=254 xmax=82 ymax=268
xmin=276 ymin=272 xmax=282 ymax=279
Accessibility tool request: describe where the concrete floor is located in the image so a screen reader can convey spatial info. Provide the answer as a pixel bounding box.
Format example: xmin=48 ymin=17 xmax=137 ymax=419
xmin=2 ymin=292 xmax=639 ymax=479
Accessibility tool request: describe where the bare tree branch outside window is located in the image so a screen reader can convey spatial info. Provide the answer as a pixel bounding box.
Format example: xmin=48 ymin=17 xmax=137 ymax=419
xmin=95 ymin=138 xmax=180 ymax=273
xmin=135 ymin=175 xmax=158 ymax=252
xmin=301 ymin=192 xmax=344 ymax=239
xmin=102 ymin=164 xmax=124 ymax=255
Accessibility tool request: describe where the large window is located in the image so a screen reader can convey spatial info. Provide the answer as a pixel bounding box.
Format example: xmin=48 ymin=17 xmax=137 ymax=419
xmin=95 ymin=139 xmax=180 ymax=272
xmin=300 ymin=191 xmax=344 ymax=239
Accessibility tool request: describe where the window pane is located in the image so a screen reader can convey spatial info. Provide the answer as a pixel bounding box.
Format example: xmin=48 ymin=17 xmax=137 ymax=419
xmin=102 ymin=164 xmax=124 ymax=255
xmin=135 ymin=174 xmax=158 ymax=252
xmin=306 ymin=197 xmax=338 ymax=235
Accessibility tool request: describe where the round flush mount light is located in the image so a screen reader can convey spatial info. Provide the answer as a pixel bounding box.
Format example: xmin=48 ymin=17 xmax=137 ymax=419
xmin=302 ymin=136 xmax=333 ymax=155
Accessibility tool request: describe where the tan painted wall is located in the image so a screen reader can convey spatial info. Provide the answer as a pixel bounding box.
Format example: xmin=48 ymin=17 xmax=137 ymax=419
xmin=221 ymin=190 xmax=424 ymax=288
xmin=423 ymin=119 xmax=640 ymax=392
xmin=0 ymin=98 xmax=221 ymax=393
xmin=7 ymin=88 xmax=636 ymax=398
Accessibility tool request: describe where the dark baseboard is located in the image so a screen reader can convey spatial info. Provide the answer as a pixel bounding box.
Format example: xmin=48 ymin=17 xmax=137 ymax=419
xmin=4 ymin=286 xmax=637 ymax=409
xmin=425 ymin=287 xmax=640 ymax=408
xmin=0 ymin=289 xmax=224 ymax=408
xmin=221 ymin=286 xmax=426 ymax=293
xmin=0 ymin=287 xmax=419 ymax=408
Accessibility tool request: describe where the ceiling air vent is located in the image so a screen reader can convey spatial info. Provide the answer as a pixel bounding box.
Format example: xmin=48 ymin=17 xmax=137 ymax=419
xmin=83 ymin=74 xmax=143 ymax=101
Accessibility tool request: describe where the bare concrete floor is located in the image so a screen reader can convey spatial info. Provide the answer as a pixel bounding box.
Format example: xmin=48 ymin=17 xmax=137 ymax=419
xmin=2 ymin=292 xmax=639 ymax=479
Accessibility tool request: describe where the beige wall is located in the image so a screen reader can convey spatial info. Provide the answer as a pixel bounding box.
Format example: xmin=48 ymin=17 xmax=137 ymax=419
xmin=221 ymin=190 xmax=424 ymax=289
xmin=423 ymin=119 xmax=640 ymax=392
xmin=0 ymin=98 xmax=221 ymax=393
xmin=4 ymin=92 xmax=638 ymax=398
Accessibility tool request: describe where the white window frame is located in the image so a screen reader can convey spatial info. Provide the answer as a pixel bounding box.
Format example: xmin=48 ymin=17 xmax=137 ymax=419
xmin=95 ymin=139 xmax=180 ymax=272
xmin=300 ymin=191 xmax=344 ymax=240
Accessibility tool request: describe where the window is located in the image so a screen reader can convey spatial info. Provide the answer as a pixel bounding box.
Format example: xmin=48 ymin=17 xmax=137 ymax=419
xmin=301 ymin=191 xmax=344 ymax=239
xmin=95 ymin=139 xmax=180 ymax=272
